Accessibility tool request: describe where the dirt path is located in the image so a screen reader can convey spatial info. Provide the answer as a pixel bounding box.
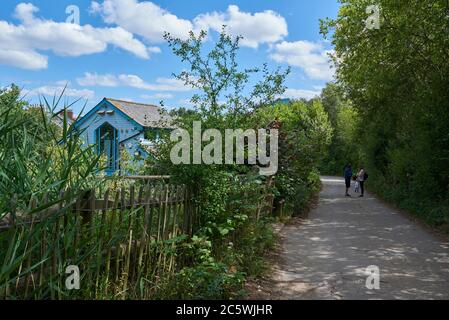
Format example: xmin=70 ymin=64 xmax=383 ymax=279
xmin=267 ymin=176 xmax=449 ymax=300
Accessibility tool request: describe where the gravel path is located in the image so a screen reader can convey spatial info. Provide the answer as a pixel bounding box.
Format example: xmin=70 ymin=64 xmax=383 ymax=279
xmin=270 ymin=176 xmax=449 ymax=300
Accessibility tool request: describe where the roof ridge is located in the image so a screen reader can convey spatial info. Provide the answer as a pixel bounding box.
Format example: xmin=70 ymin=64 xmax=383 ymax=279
xmin=105 ymin=97 xmax=159 ymax=108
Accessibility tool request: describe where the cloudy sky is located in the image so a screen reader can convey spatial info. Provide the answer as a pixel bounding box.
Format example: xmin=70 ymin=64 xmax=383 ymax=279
xmin=0 ymin=0 xmax=339 ymax=113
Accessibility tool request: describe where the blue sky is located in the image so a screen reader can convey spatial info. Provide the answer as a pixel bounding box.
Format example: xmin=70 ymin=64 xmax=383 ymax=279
xmin=0 ymin=0 xmax=339 ymax=114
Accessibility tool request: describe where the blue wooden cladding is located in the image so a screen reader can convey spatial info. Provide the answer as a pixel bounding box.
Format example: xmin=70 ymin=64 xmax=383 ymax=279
xmin=75 ymin=98 xmax=173 ymax=175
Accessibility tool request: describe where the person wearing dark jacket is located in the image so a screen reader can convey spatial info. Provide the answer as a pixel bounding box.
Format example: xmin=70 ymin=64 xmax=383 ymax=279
xmin=344 ymin=164 xmax=353 ymax=197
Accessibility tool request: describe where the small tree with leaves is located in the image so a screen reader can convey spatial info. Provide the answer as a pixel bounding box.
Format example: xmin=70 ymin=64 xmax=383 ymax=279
xmin=164 ymin=28 xmax=290 ymax=125
xmin=147 ymin=28 xmax=291 ymax=191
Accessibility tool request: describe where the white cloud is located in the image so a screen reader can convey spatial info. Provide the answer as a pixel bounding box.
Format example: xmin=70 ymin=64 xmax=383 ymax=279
xmin=117 ymin=75 xmax=193 ymax=91
xmin=117 ymin=74 xmax=151 ymax=90
xmin=141 ymin=93 xmax=173 ymax=99
xmin=77 ymin=72 xmax=193 ymax=92
xmin=23 ymin=84 xmax=95 ymax=100
xmin=0 ymin=48 xmax=48 ymax=70
xmin=147 ymin=77 xmax=194 ymax=92
xmin=270 ymin=41 xmax=334 ymax=81
xmin=0 ymin=3 xmax=158 ymax=70
xmin=90 ymin=0 xmax=194 ymax=42
xmin=77 ymin=72 xmax=119 ymax=87
xmin=91 ymin=1 xmax=287 ymax=48
xmin=281 ymin=88 xmax=321 ymax=100
xmin=194 ymin=5 xmax=288 ymax=48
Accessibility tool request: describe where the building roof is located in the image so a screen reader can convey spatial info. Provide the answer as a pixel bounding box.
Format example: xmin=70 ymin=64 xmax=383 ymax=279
xmin=105 ymin=98 xmax=174 ymax=128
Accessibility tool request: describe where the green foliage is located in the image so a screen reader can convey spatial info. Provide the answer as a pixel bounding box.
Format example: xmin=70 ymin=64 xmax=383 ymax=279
xmin=149 ymin=29 xmax=290 ymax=234
xmin=158 ymin=234 xmax=245 ymax=299
xmin=232 ymin=219 xmax=276 ymax=277
xmin=253 ymin=100 xmax=332 ymax=213
xmin=321 ymin=0 xmax=449 ymax=227
xmin=144 ymin=128 xmax=165 ymax=142
xmin=160 ymin=260 xmax=245 ymax=300
xmin=0 ymin=87 xmax=103 ymax=299
xmin=0 ymin=86 xmax=100 ymax=217
xmin=147 ymin=29 xmax=322 ymax=298
xmin=319 ymin=83 xmax=361 ymax=174
xmin=164 ymin=29 xmax=290 ymax=119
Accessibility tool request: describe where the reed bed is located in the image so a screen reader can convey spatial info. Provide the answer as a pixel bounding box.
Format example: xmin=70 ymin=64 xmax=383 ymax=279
xmin=0 ymin=184 xmax=195 ymax=299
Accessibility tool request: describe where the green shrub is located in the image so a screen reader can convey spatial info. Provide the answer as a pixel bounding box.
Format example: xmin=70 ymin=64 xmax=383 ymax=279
xmin=320 ymin=0 xmax=449 ymax=229
xmin=160 ymin=261 xmax=245 ymax=300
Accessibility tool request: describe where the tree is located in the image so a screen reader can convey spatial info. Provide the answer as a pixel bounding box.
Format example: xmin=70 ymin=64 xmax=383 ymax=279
xmin=253 ymin=99 xmax=332 ymax=213
xmin=164 ymin=29 xmax=290 ymax=124
xmin=319 ymin=82 xmax=360 ymax=174
xmin=148 ymin=29 xmax=290 ymax=180
xmin=321 ymin=0 xmax=449 ymax=225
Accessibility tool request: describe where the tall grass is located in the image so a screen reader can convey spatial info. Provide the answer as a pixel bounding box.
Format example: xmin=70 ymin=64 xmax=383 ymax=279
xmin=0 ymin=87 xmax=102 ymax=298
xmin=0 ymin=87 xmax=100 ymax=213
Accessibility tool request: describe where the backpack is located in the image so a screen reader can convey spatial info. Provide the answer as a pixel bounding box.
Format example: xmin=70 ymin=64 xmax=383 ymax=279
xmin=364 ymin=172 xmax=369 ymax=180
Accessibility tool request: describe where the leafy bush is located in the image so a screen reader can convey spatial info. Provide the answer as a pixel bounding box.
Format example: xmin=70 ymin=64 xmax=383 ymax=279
xmin=320 ymin=0 xmax=449 ymax=228
xmin=160 ymin=261 xmax=245 ymax=300
xmin=253 ymin=100 xmax=332 ymax=214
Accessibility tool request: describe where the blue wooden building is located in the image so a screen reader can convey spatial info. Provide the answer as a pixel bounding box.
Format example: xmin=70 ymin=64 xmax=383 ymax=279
xmin=75 ymin=98 xmax=173 ymax=175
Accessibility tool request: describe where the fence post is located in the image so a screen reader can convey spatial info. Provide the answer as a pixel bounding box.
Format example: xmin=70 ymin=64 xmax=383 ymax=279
xmin=183 ymin=188 xmax=189 ymax=236
xmin=79 ymin=189 xmax=95 ymax=226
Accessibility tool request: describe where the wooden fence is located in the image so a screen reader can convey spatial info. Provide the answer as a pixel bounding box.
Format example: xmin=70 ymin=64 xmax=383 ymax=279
xmin=0 ymin=177 xmax=275 ymax=299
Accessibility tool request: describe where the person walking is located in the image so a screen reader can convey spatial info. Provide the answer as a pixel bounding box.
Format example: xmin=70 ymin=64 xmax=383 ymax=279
xmin=357 ymin=167 xmax=366 ymax=197
xmin=344 ymin=164 xmax=353 ymax=197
